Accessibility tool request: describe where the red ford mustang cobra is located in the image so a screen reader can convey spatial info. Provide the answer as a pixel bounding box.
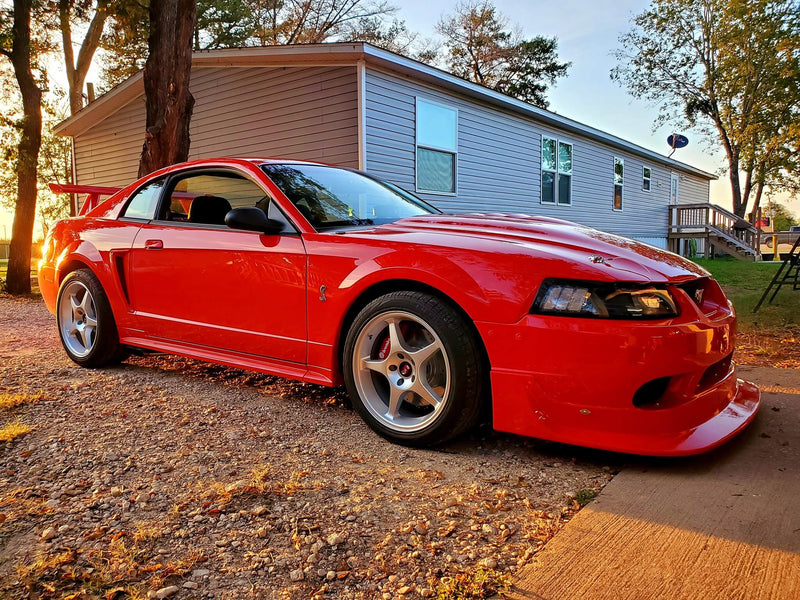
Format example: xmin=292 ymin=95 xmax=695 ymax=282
xmin=38 ymin=158 xmax=759 ymax=456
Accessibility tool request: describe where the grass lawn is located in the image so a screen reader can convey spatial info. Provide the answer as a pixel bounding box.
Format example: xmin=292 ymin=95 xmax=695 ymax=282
xmin=694 ymin=257 xmax=799 ymax=368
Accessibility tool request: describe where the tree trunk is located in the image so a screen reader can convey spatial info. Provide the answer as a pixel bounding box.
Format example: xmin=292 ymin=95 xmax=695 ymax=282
xmin=750 ymin=180 xmax=765 ymax=223
xmin=138 ymin=0 xmax=197 ymax=178
xmin=60 ymin=0 xmax=110 ymax=115
xmin=724 ymin=150 xmax=745 ymax=217
xmin=740 ymin=167 xmax=753 ymax=219
xmin=4 ymin=0 xmax=43 ymax=295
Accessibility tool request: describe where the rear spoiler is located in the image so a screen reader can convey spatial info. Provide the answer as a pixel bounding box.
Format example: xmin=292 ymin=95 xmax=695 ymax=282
xmin=49 ymin=183 xmax=122 ymax=216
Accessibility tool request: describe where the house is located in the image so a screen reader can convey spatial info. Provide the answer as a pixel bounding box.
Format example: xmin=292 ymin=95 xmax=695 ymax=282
xmin=54 ymin=42 xmax=716 ymax=249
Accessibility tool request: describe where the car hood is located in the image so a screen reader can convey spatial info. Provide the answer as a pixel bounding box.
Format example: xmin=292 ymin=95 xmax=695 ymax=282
xmin=369 ymin=213 xmax=709 ymax=283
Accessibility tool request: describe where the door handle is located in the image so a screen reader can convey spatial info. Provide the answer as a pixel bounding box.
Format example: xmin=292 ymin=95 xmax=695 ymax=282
xmin=144 ymin=239 xmax=163 ymax=250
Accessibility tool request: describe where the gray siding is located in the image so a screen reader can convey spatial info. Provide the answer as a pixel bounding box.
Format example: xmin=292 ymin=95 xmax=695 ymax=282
xmin=364 ymin=67 xmax=709 ymax=242
xmin=675 ymin=172 xmax=710 ymax=204
xmin=365 ymin=69 xmax=539 ymax=214
xmin=74 ymin=66 xmax=359 ymax=187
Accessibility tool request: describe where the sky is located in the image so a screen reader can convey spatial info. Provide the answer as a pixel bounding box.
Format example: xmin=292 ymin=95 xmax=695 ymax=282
xmin=1 ymin=0 xmax=796 ymax=239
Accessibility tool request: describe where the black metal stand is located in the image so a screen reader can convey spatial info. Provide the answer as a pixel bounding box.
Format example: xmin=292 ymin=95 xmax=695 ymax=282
xmin=753 ymin=236 xmax=800 ymax=312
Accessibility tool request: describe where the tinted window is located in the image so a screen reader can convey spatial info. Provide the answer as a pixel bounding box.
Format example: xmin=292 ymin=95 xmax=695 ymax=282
xmin=261 ymin=164 xmax=436 ymax=230
xmin=122 ymin=179 xmax=164 ymax=220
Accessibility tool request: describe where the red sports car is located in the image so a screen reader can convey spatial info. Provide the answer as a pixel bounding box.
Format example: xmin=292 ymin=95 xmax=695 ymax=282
xmin=38 ymin=158 xmax=759 ymax=456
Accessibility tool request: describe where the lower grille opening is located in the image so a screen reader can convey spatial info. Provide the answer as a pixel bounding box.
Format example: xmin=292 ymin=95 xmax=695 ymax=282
xmin=696 ymin=354 xmax=733 ymax=394
xmin=632 ymin=377 xmax=671 ymax=408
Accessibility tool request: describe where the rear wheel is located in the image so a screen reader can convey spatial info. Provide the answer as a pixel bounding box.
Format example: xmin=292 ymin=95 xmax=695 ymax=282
xmin=57 ymin=269 xmax=124 ymax=367
xmin=343 ymin=291 xmax=483 ymax=446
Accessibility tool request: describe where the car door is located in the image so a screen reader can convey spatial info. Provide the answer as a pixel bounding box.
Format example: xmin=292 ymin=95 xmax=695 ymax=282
xmin=126 ymin=169 xmax=307 ymax=364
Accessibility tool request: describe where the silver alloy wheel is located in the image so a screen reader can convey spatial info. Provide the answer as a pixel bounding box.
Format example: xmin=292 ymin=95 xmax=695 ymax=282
xmin=58 ymin=280 xmax=98 ymax=358
xmin=352 ymin=310 xmax=451 ymax=433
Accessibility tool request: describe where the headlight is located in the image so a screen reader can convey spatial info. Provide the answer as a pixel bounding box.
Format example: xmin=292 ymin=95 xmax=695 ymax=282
xmin=532 ymin=279 xmax=678 ymax=319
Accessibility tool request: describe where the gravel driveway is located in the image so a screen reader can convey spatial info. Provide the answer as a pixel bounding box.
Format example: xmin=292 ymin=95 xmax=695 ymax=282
xmin=0 ymin=295 xmax=611 ymax=599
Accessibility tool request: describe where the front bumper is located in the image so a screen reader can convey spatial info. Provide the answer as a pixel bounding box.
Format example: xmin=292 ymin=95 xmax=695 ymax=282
xmin=477 ymin=299 xmax=760 ymax=456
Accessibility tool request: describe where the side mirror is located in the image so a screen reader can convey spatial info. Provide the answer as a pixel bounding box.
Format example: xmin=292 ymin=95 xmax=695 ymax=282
xmin=225 ymin=207 xmax=284 ymax=235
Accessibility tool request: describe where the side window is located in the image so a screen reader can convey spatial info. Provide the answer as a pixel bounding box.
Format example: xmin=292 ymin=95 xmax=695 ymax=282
xmin=416 ymin=98 xmax=457 ymax=194
xmin=121 ymin=179 xmax=164 ymax=220
xmin=541 ymin=137 xmax=572 ymax=205
xmin=613 ymin=157 xmax=624 ymax=211
xmin=161 ymin=172 xmax=270 ymax=226
xmin=642 ymin=166 xmax=651 ymax=191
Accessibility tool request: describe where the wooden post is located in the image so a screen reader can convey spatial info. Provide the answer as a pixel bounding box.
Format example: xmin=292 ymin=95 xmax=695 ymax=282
xmin=756 ymin=207 xmax=762 ymax=261
xmin=773 ymin=234 xmax=780 ymax=261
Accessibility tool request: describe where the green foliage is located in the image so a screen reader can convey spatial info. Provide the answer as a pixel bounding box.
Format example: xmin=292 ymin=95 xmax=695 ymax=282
xmin=436 ymin=0 xmax=569 ymax=108
xmin=613 ymin=0 xmax=800 ymax=217
xmin=195 ymin=0 xmax=254 ymax=49
xmin=574 ymin=488 xmax=598 ymax=507
xmin=98 ymin=0 xmax=149 ymax=91
xmin=0 ymin=82 xmax=71 ymax=235
xmin=767 ymin=202 xmax=799 ymax=233
xmin=433 ymin=568 xmax=510 ymax=599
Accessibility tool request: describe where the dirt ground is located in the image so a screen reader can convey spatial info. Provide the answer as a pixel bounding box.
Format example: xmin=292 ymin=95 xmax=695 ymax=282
xmin=735 ymin=330 xmax=800 ymax=370
xmin=0 ymin=296 xmax=614 ymax=600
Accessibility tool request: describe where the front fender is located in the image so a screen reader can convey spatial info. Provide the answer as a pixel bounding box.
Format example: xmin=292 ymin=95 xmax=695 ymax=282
xmin=46 ymin=219 xmax=143 ymax=333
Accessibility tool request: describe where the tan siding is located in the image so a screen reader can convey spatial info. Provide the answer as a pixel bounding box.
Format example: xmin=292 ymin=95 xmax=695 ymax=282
xmin=188 ymin=66 xmax=358 ymax=166
xmin=74 ymin=97 xmax=146 ymax=187
xmin=73 ymin=66 xmax=359 ymax=187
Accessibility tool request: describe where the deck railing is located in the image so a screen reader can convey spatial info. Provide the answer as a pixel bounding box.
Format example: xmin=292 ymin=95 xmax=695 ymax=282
xmin=668 ymin=203 xmax=759 ymax=257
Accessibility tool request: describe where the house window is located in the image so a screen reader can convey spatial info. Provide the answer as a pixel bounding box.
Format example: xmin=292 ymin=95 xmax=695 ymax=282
xmin=542 ymin=137 xmax=572 ymax=205
xmin=642 ymin=166 xmax=651 ymax=191
xmin=416 ymin=98 xmax=457 ymax=194
xmin=613 ymin=157 xmax=624 ymax=211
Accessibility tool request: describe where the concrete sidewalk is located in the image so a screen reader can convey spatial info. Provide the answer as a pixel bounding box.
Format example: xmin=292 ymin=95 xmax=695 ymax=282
xmin=509 ymin=365 xmax=800 ymax=600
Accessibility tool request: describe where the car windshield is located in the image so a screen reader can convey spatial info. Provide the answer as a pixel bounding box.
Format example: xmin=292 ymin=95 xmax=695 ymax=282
xmin=261 ymin=164 xmax=438 ymax=230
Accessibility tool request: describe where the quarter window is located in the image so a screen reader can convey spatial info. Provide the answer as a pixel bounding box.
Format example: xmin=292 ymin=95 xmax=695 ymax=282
xmin=613 ymin=157 xmax=624 ymax=211
xmin=121 ymin=179 xmax=164 ymax=220
xmin=542 ymin=137 xmax=572 ymax=205
xmin=642 ymin=166 xmax=651 ymax=191
xmin=416 ymin=99 xmax=457 ymax=194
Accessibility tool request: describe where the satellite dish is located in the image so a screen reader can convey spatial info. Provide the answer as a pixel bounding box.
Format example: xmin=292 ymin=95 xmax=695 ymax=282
xmin=667 ymin=134 xmax=689 ymax=157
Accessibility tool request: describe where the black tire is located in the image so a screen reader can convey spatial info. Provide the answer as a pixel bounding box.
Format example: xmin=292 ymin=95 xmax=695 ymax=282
xmin=56 ymin=269 xmax=125 ymax=368
xmin=343 ymin=291 xmax=483 ymax=446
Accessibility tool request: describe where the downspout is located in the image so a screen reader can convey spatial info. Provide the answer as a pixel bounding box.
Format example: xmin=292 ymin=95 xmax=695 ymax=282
xmin=356 ymin=59 xmax=367 ymax=171
xmin=69 ymin=136 xmax=78 ymax=217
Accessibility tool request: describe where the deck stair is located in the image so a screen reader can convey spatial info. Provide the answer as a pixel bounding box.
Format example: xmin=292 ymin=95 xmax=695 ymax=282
xmin=668 ymin=203 xmax=759 ymax=260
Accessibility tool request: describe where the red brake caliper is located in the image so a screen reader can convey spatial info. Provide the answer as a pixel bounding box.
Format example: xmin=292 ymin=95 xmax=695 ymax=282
xmin=377 ymin=335 xmax=391 ymax=360
xmin=377 ymin=322 xmax=411 ymax=360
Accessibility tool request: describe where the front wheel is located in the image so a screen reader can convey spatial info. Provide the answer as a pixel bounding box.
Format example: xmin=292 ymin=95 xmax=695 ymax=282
xmin=56 ymin=269 xmax=125 ymax=368
xmin=343 ymin=291 xmax=483 ymax=446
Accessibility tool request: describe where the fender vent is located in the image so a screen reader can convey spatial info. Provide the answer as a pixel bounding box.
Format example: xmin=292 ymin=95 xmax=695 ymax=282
xmin=114 ymin=254 xmax=130 ymax=304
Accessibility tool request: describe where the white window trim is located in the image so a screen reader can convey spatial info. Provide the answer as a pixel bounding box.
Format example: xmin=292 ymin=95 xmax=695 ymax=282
xmin=541 ymin=136 xmax=573 ymax=206
xmin=642 ymin=165 xmax=652 ymax=192
xmin=613 ymin=157 xmax=624 ymax=212
xmin=415 ymin=97 xmax=458 ymax=196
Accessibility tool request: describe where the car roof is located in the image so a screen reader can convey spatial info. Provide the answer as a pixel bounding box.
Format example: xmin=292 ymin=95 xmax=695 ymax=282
xmin=238 ymin=158 xmax=328 ymax=166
